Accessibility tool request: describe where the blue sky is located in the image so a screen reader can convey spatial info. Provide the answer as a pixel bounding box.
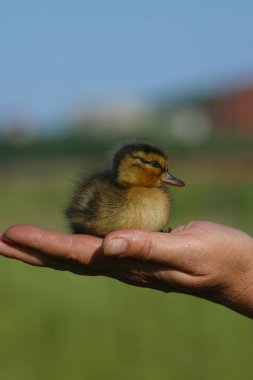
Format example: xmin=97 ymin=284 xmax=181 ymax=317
xmin=1 ymin=0 xmax=253 ymax=125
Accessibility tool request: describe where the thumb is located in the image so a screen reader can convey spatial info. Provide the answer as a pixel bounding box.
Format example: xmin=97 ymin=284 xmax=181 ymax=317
xmin=103 ymin=229 xmax=183 ymax=264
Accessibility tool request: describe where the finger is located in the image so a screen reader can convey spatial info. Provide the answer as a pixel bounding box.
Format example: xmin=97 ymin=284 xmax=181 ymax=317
xmin=89 ymin=250 xmax=192 ymax=293
xmin=1 ymin=230 xmax=187 ymax=291
xmin=88 ymin=249 xmax=171 ymax=291
xmin=102 ymin=228 xmax=195 ymax=267
xmin=1 ymin=230 xmax=169 ymax=285
xmin=0 ymin=236 xmax=101 ymax=276
xmin=3 ymin=224 xmax=103 ymax=265
xmin=0 ymin=236 xmax=47 ymax=266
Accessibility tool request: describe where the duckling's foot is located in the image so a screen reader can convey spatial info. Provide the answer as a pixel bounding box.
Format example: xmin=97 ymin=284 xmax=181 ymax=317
xmin=160 ymin=227 xmax=172 ymax=233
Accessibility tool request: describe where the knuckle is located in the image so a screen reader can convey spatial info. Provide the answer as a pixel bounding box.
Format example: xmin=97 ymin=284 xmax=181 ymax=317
xmin=136 ymin=235 xmax=154 ymax=261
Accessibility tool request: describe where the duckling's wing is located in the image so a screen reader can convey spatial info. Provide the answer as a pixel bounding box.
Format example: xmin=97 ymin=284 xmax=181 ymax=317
xmin=65 ymin=170 xmax=122 ymax=235
xmin=65 ymin=171 xmax=102 ymax=232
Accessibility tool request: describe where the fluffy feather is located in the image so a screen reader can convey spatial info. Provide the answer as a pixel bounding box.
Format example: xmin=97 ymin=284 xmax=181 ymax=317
xmin=65 ymin=142 xmax=184 ymax=236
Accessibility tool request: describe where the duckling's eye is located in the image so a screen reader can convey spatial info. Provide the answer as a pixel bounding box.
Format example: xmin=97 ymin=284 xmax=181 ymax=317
xmin=150 ymin=160 xmax=160 ymax=168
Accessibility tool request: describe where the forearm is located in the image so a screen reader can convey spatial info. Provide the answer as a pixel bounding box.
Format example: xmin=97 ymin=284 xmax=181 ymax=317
xmin=210 ymin=236 xmax=253 ymax=319
xmin=221 ymin=269 xmax=253 ymax=319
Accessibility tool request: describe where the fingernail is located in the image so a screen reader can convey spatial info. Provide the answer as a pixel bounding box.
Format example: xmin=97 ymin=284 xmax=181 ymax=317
xmin=104 ymin=238 xmax=128 ymax=256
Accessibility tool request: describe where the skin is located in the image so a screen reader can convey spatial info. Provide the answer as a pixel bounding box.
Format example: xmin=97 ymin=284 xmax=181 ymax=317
xmin=0 ymin=221 xmax=253 ymax=318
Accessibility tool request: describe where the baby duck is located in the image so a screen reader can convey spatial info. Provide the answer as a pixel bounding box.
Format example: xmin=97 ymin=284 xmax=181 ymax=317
xmin=65 ymin=142 xmax=185 ymax=237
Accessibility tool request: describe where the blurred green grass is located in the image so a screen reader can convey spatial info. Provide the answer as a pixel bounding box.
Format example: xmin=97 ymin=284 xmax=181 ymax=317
xmin=0 ymin=154 xmax=253 ymax=380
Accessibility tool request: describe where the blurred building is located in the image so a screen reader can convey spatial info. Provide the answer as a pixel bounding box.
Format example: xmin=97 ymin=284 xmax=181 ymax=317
xmin=169 ymin=107 xmax=213 ymax=143
xmin=1 ymin=79 xmax=253 ymax=141
xmin=70 ymin=99 xmax=149 ymax=133
xmin=158 ymin=79 xmax=253 ymax=144
xmin=208 ymin=83 xmax=253 ymax=134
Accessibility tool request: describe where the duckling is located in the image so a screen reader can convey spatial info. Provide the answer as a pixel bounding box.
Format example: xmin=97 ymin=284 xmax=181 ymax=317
xmin=65 ymin=142 xmax=185 ymax=237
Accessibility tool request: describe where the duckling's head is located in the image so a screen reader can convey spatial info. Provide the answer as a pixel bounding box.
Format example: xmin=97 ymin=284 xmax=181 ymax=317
xmin=112 ymin=142 xmax=185 ymax=188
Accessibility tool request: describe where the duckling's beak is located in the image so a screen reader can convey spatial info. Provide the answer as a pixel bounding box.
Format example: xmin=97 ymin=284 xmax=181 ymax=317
xmin=161 ymin=171 xmax=185 ymax=187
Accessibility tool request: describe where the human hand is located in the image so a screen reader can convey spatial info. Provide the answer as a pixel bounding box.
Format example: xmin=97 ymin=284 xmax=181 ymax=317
xmin=0 ymin=221 xmax=253 ymax=318
xmin=103 ymin=221 xmax=253 ymax=318
xmin=0 ymin=226 xmax=104 ymax=276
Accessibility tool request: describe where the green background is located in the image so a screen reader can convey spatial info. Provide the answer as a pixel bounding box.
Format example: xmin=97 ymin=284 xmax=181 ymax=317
xmin=0 ymin=139 xmax=253 ymax=380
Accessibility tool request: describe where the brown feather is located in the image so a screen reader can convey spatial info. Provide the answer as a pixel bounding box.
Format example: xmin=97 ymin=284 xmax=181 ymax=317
xmin=65 ymin=142 xmax=180 ymax=237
